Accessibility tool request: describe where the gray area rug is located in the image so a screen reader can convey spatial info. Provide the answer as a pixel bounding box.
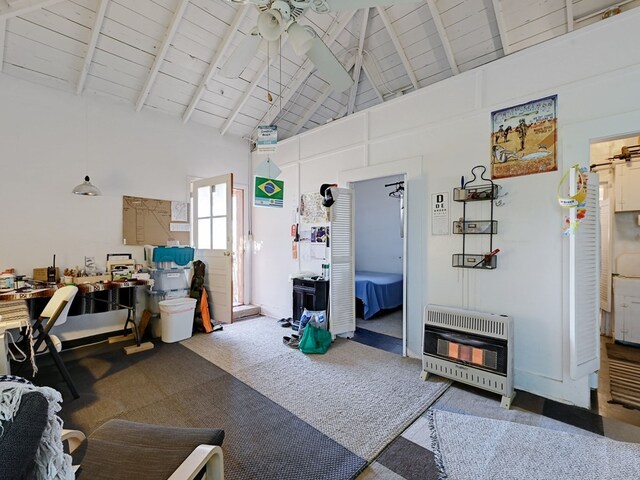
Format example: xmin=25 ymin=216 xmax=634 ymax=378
xmin=428 ymin=409 xmax=640 ymax=479
xmin=182 ymin=316 xmax=450 ymax=460
xmin=37 ymin=343 xmax=366 ymax=480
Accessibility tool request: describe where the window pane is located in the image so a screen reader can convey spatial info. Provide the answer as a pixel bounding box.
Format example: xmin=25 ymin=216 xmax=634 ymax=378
xmin=212 ymin=217 xmax=226 ymax=250
xmin=212 ymin=183 xmax=227 ymax=217
xmin=198 ymin=218 xmax=211 ymax=249
xmin=198 ymin=186 xmax=211 ymax=218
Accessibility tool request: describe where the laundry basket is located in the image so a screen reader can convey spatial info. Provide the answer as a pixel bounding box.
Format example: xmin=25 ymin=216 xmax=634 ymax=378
xmin=158 ymin=297 xmax=197 ymax=343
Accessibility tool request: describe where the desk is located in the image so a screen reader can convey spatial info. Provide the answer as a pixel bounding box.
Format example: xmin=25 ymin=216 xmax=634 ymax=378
xmin=0 ymin=280 xmax=151 ymax=374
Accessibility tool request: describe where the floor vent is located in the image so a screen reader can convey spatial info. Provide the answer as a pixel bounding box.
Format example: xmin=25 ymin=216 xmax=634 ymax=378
xmin=421 ymin=304 xmax=514 ymax=409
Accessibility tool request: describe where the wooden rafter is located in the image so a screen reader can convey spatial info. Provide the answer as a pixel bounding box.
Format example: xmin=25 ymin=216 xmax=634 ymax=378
xmin=425 ymin=0 xmax=459 ymax=75
xmin=76 ymin=0 xmax=109 ymax=95
xmin=362 ymin=63 xmax=384 ymax=103
xmin=347 ymin=8 xmax=369 ymax=116
xmin=135 ymin=0 xmax=189 ymax=112
xmin=0 ymin=19 xmax=5 ymax=72
xmin=491 ymin=0 xmax=511 ymax=55
xmin=566 ymin=0 xmax=574 ymax=32
xmin=293 ymin=57 xmax=356 ymax=136
xmin=260 ymin=10 xmax=357 ymax=127
xmin=376 ymin=7 xmax=419 ymax=90
xmin=0 ymin=0 xmax=63 ymax=19
xmin=183 ymin=5 xmax=249 ymax=124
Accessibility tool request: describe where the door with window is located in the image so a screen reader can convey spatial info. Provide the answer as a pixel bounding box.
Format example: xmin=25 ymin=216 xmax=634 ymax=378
xmin=192 ymin=174 xmax=233 ymax=323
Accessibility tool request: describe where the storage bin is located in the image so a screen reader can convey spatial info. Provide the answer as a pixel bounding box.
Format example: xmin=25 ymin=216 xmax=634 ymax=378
xmin=159 ymin=297 xmax=197 ymax=343
xmin=150 ymin=268 xmax=189 ymax=292
xmin=147 ymin=288 xmax=190 ymax=315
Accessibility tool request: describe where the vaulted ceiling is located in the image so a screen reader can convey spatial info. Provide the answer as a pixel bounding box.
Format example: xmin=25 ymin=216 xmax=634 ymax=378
xmin=0 ymin=0 xmax=637 ymax=146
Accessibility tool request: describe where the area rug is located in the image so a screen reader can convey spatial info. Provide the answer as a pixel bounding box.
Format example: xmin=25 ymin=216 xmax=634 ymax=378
xmin=607 ymin=342 xmax=640 ymax=410
xmin=35 ymin=342 xmax=366 ymax=480
xmin=427 ymin=409 xmax=640 ymax=479
xmin=182 ymin=316 xmax=450 ymax=460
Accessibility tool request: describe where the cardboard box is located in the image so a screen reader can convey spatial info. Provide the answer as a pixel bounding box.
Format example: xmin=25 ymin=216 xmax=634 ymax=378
xmin=33 ymin=267 xmax=58 ymax=283
xmin=71 ymin=275 xmax=112 ymax=284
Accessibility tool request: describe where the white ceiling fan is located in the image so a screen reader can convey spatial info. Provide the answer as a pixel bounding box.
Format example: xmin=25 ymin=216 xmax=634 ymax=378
xmin=220 ymin=0 xmax=420 ymax=93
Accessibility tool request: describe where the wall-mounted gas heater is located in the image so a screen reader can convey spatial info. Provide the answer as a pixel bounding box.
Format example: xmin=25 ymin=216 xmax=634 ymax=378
xmin=421 ymin=304 xmax=514 ymax=409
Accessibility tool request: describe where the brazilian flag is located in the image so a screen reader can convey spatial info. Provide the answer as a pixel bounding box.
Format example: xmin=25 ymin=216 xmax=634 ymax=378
xmin=254 ymin=176 xmax=284 ymax=208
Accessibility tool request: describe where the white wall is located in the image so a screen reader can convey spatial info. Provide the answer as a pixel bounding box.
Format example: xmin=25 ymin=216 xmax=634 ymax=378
xmin=250 ymin=8 xmax=640 ymax=407
xmin=0 ymin=76 xmax=249 ymax=339
xmin=354 ymin=175 xmax=404 ymax=274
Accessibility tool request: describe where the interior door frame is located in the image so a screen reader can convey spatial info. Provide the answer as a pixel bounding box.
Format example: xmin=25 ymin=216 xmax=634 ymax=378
xmin=339 ymin=156 xmax=422 ymax=357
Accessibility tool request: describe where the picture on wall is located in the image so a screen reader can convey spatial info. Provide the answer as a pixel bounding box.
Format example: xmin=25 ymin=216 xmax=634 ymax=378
xmin=490 ymin=95 xmax=557 ymax=179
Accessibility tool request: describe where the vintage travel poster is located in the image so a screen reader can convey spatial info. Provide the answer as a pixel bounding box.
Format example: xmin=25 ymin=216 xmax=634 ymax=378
xmin=490 ymin=95 xmax=557 ymax=179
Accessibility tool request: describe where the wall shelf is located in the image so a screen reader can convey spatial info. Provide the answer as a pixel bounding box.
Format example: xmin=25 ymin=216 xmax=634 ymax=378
xmin=452 ymin=166 xmax=499 ymax=270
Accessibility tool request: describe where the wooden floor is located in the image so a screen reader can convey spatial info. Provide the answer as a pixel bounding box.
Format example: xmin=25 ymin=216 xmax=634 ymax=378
xmin=596 ymin=336 xmax=640 ymax=428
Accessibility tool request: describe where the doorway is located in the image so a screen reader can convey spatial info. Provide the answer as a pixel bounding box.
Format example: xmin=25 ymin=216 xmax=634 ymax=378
xmin=350 ymin=174 xmax=406 ymax=355
xmin=232 ymin=187 xmax=245 ymax=306
xmin=591 ymin=134 xmax=640 ymax=427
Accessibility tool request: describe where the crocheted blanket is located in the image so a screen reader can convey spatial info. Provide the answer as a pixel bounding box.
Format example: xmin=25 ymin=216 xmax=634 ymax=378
xmin=0 ymin=375 xmax=73 ymax=480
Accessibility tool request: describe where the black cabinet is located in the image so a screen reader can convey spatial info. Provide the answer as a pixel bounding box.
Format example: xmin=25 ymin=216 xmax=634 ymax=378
xmin=292 ymin=278 xmax=329 ymax=330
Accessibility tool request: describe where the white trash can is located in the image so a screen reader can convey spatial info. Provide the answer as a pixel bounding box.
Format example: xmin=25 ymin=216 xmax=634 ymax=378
xmin=158 ymin=297 xmax=197 ymax=343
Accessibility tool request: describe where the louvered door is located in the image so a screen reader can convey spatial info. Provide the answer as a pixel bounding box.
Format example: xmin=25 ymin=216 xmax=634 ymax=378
xmin=570 ymin=171 xmax=600 ymax=379
xmin=329 ymin=188 xmax=355 ymax=336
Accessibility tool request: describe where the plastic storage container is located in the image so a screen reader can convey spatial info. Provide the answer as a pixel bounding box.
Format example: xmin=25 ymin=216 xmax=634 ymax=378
xmin=150 ymin=268 xmax=189 ymax=291
xmin=159 ymin=297 xmax=197 ymax=343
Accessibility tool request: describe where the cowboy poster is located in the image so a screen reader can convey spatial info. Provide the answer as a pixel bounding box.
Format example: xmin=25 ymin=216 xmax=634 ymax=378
xmin=491 ymin=95 xmax=557 ymax=179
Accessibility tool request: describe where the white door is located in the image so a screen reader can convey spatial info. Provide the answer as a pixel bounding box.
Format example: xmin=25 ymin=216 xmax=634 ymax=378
xmin=193 ymin=174 xmax=234 ymax=324
xmin=329 ymin=187 xmax=355 ymax=336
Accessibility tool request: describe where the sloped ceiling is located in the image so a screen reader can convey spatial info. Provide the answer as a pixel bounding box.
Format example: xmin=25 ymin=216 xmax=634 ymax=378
xmin=0 ymin=0 xmax=637 ymax=146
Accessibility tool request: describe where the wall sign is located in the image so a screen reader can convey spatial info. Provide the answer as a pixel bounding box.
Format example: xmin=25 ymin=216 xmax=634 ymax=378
xmin=257 ymin=125 xmax=278 ymax=153
xmin=431 ymin=192 xmax=449 ymax=235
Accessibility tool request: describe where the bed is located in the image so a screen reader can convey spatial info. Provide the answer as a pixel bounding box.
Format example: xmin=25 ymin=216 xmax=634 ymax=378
xmin=355 ymin=271 xmax=403 ymax=320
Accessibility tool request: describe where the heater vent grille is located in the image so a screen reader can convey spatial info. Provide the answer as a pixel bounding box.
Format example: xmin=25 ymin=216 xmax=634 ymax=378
xmin=426 ymin=304 xmax=509 ymax=339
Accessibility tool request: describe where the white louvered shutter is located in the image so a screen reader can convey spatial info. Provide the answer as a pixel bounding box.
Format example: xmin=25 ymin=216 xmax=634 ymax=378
xmin=329 ymin=188 xmax=355 ymax=336
xmin=570 ymin=171 xmax=600 ymax=379
xmin=600 ymin=197 xmax=611 ymax=312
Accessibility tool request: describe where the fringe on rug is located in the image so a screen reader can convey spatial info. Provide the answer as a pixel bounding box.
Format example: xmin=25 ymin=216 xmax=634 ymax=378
xmin=426 ymin=409 xmax=448 ymax=480
xmin=0 ymin=376 xmax=73 ymax=480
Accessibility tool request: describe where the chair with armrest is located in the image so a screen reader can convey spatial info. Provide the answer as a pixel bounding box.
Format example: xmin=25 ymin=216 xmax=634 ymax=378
xmin=63 ymin=420 xmax=225 ymax=480
xmin=28 ymin=285 xmax=79 ymax=399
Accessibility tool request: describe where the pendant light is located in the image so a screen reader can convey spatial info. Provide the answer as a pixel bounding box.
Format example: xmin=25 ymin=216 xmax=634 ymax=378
xmin=72 ymin=99 xmax=101 ymax=196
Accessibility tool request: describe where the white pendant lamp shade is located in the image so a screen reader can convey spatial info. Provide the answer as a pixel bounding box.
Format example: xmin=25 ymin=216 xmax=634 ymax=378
xmin=257 ymin=9 xmax=285 ymax=41
xmin=287 ymin=22 xmax=315 ymax=56
xmin=73 ymin=175 xmax=101 ymax=196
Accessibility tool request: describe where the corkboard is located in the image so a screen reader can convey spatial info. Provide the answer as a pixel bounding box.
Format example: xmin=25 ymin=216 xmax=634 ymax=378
xmin=122 ymin=195 xmax=190 ymax=246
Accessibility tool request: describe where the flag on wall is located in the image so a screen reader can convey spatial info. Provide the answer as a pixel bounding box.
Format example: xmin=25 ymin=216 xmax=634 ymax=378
xmin=255 ymin=176 xmax=284 ymax=208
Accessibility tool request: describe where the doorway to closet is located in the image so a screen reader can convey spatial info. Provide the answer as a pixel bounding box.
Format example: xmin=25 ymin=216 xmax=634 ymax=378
xmin=591 ymin=133 xmax=640 ymax=428
xmin=351 ymin=174 xmax=406 ymax=355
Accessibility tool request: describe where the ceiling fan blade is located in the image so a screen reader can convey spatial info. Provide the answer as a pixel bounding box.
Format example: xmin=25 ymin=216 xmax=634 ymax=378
xmin=305 ymin=35 xmax=354 ymax=93
xmin=219 ymin=28 xmax=262 ymax=79
xmin=321 ymin=0 xmax=421 ymax=11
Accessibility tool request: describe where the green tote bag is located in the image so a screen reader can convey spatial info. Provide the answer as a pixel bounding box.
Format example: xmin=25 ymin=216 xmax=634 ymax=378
xmin=298 ymin=323 xmax=332 ymax=354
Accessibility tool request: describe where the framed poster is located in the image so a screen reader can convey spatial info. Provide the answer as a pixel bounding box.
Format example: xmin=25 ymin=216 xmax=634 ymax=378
xmin=491 ymin=95 xmax=557 ymax=179
xmin=431 ymin=192 xmax=449 ymax=235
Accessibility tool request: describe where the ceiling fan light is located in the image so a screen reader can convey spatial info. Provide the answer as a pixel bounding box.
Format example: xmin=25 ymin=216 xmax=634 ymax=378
xmin=257 ymin=9 xmax=285 ymax=42
xmin=287 ymin=22 xmax=315 ymax=56
xmin=72 ymin=175 xmax=101 ymax=196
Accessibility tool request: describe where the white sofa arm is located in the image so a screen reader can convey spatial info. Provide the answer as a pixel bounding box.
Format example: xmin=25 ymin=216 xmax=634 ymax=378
xmin=168 ymin=444 xmax=224 ymax=480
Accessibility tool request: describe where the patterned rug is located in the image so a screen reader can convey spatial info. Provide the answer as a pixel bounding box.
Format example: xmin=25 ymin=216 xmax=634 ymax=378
xmin=428 ymin=409 xmax=640 ymax=479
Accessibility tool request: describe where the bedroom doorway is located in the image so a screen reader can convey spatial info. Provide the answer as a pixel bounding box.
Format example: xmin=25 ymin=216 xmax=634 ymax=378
xmin=351 ymin=174 xmax=406 ymax=355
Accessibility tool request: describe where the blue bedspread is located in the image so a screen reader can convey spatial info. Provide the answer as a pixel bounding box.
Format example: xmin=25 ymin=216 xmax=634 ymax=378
xmin=355 ymin=271 xmax=403 ymax=320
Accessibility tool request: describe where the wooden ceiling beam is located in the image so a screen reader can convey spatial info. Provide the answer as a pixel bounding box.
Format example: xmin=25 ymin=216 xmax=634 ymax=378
xmin=376 ymin=7 xmax=419 ymax=90
xmin=293 ymin=56 xmax=356 ymax=136
xmin=76 ymin=0 xmax=109 ymax=95
xmin=491 ymin=0 xmax=511 ymax=55
xmin=347 ymin=8 xmax=369 ymax=116
xmin=183 ymin=5 xmax=249 ymax=124
xmin=0 ymin=0 xmax=63 ymax=19
xmin=135 ymin=0 xmax=189 ymax=112
xmin=362 ymin=63 xmax=384 ymax=104
xmin=0 ymin=19 xmax=5 ymax=73
xmin=260 ymin=10 xmax=356 ymax=127
xmin=425 ymin=0 xmax=459 ymax=75
xmin=566 ymin=0 xmax=574 ymax=32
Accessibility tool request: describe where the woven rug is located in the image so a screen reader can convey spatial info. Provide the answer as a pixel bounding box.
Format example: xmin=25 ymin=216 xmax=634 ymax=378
xmin=607 ymin=342 xmax=640 ymax=410
xmin=36 ymin=343 xmax=365 ymax=480
xmin=182 ymin=316 xmax=450 ymax=461
xmin=428 ymin=409 xmax=640 ymax=479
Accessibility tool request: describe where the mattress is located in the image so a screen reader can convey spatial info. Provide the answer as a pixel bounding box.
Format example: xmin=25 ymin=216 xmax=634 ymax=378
xmin=355 ymin=271 xmax=403 ymax=320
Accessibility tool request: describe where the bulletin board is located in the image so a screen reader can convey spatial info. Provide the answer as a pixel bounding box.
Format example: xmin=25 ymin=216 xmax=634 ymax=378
xmin=122 ymin=195 xmax=190 ymax=246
